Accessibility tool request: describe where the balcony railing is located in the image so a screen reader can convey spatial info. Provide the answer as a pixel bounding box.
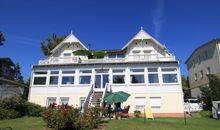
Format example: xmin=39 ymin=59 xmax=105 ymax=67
xmin=38 ymin=54 xmax=176 ymax=65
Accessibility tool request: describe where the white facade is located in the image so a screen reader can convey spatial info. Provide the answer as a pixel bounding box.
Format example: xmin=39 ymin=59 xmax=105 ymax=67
xmin=29 ymin=28 xmax=184 ymax=117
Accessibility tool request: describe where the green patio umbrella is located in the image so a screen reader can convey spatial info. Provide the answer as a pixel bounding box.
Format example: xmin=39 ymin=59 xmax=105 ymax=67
xmin=104 ymin=91 xmax=130 ymax=104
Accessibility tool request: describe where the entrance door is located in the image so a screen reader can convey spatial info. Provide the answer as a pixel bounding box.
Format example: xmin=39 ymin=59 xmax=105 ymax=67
xmin=95 ymin=74 xmax=109 ymax=90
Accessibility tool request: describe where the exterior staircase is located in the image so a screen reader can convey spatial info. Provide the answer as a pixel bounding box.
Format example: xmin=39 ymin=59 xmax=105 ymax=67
xmin=89 ymin=92 xmax=103 ymax=106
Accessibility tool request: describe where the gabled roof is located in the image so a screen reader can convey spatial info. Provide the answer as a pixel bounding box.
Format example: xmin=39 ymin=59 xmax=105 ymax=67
xmin=122 ymin=27 xmax=166 ymax=50
xmin=51 ymin=32 xmax=88 ymax=53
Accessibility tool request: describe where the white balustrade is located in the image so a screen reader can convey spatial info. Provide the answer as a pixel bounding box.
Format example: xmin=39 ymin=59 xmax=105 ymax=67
xmin=38 ymin=55 xmax=176 ymax=65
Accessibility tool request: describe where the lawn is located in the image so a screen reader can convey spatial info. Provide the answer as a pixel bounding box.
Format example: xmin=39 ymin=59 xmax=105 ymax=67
xmin=0 ymin=117 xmax=220 ymax=130
xmin=0 ymin=117 xmax=49 ymax=130
xmin=105 ymin=117 xmax=220 ymax=130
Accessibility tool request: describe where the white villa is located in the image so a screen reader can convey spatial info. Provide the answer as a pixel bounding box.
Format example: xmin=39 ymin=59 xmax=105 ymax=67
xmin=28 ymin=28 xmax=184 ymax=117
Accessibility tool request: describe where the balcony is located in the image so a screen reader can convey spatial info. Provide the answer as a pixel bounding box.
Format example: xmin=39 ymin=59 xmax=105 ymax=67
xmin=38 ymin=54 xmax=176 ymax=65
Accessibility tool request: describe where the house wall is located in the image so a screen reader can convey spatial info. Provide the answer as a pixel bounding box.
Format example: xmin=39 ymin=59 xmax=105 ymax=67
xmin=29 ymin=63 xmax=184 ymax=117
xmin=186 ymin=42 xmax=220 ymax=97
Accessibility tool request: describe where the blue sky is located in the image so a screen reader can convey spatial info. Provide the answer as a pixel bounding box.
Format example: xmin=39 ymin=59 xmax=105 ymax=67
xmin=0 ymin=0 xmax=220 ymax=80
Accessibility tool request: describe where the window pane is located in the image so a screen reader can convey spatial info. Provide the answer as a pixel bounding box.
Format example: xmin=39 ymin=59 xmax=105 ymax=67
xmin=79 ymin=70 xmax=92 ymax=74
xmin=63 ymin=53 xmax=71 ymax=57
xmin=162 ymin=68 xmax=177 ymax=72
xmin=148 ymin=68 xmax=158 ymax=72
xmin=148 ymin=74 xmax=159 ymax=83
xmin=50 ymin=71 xmax=59 ymax=74
xmin=62 ymin=76 xmax=74 ymax=84
xmin=150 ymin=97 xmax=161 ymax=109
xmin=47 ymin=97 xmax=56 ymax=106
xmin=117 ymin=54 xmax=125 ymax=58
xmin=79 ymin=76 xmax=91 ymax=84
xmin=34 ymin=71 xmax=47 ymax=75
xmin=62 ymin=70 xmax=75 ymax=74
xmin=113 ymin=75 xmax=125 ymax=84
xmin=112 ymin=69 xmax=125 ymax=73
xmin=131 ymin=75 xmax=145 ymax=83
xmin=163 ymin=74 xmax=178 ymax=83
xmin=60 ymin=97 xmax=69 ymax=105
xmin=108 ymin=54 xmax=116 ymax=58
xmin=135 ymin=97 xmax=146 ymax=110
xmin=49 ymin=76 xmax=59 ymax=85
xmin=33 ymin=77 xmax=46 ymax=85
xmin=95 ymin=69 xmax=109 ymax=73
xmin=130 ymin=69 xmax=144 ymax=73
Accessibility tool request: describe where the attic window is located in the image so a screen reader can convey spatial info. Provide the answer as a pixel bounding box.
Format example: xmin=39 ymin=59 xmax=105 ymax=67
xmin=63 ymin=53 xmax=71 ymax=57
xmin=135 ymin=42 xmax=138 ymax=45
xmin=132 ymin=50 xmax=140 ymax=54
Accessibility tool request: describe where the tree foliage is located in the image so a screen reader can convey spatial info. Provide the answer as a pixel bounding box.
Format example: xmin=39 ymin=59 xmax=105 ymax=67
xmin=181 ymin=76 xmax=191 ymax=97
xmin=200 ymin=74 xmax=220 ymax=110
xmin=40 ymin=33 xmax=66 ymax=56
xmin=13 ymin=63 xmax=24 ymax=83
xmin=0 ymin=32 xmax=5 ymax=46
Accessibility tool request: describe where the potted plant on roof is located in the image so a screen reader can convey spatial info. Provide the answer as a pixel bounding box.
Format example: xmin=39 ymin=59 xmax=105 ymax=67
xmin=93 ymin=51 xmax=106 ymax=59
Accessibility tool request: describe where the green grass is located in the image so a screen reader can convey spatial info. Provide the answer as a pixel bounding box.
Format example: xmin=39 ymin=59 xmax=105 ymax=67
xmin=0 ymin=117 xmax=49 ymax=130
xmin=0 ymin=117 xmax=219 ymax=130
xmin=105 ymin=117 xmax=220 ymax=130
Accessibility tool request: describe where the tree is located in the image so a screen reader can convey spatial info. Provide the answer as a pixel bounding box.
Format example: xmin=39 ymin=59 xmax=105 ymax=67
xmin=181 ymin=76 xmax=191 ymax=97
xmin=200 ymin=74 xmax=220 ymax=110
xmin=0 ymin=32 xmax=5 ymax=46
xmin=40 ymin=33 xmax=66 ymax=56
xmin=13 ymin=63 xmax=24 ymax=83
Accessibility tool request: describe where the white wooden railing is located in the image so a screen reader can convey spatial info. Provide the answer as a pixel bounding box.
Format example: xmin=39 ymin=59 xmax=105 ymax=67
xmin=100 ymin=83 xmax=111 ymax=106
xmin=39 ymin=54 xmax=176 ymax=65
xmin=81 ymin=84 xmax=94 ymax=113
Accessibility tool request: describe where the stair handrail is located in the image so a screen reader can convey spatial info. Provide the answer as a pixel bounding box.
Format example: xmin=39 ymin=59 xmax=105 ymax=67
xmin=82 ymin=83 xmax=94 ymax=113
xmin=100 ymin=83 xmax=109 ymax=106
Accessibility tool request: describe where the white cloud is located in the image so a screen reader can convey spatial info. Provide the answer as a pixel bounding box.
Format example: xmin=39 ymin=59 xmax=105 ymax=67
xmin=152 ymin=0 xmax=164 ymax=39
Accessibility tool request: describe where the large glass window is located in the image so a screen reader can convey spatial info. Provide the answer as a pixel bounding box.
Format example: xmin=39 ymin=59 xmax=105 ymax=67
xmin=162 ymin=74 xmax=178 ymax=83
xmin=108 ymin=54 xmax=116 ymax=58
xmin=130 ymin=75 xmax=144 ymax=83
xmin=79 ymin=76 xmax=91 ymax=84
xmin=161 ymin=68 xmax=178 ymax=83
xmin=113 ymin=75 xmax=125 ymax=84
xmin=49 ymin=76 xmax=59 ymax=85
xmin=62 ymin=76 xmax=74 ymax=84
xmin=148 ymin=68 xmax=159 ymax=84
xmin=61 ymin=70 xmax=75 ymax=85
xmin=112 ymin=69 xmax=125 ymax=84
xmin=148 ymin=74 xmax=159 ymax=83
xmin=33 ymin=77 xmax=46 ymax=85
xmin=130 ymin=68 xmax=145 ymax=84
xmin=49 ymin=71 xmax=59 ymax=85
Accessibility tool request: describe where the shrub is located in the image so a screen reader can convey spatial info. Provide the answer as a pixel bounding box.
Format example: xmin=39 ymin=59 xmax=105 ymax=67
xmin=24 ymin=102 xmax=44 ymax=117
xmin=134 ymin=110 xmax=141 ymax=118
xmin=42 ymin=104 xmax=80 ymax=130
xmin=75 ymin=107 xmax=103 ymax=130
xmin=73 ymin=49 xmax=91 ymax=56
xmin=93 ymin=51 xmax=106 ymax=58
xmin=0 ymin=107 xmax=20 ymax=120
xmin=0 ymin=96 xmax=26 ymax=118
xmin=200 ymin=110 xmax=212 ymax=118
